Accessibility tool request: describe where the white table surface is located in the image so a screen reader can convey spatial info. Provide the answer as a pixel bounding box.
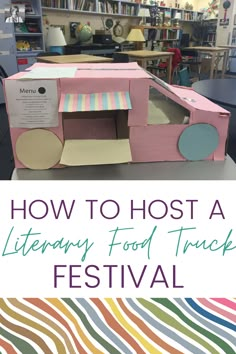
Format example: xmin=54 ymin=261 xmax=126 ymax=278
xmin=11 ymin=156 xmax=236 ymax=180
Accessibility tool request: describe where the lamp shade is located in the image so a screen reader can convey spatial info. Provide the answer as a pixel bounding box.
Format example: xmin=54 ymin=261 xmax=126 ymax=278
xmin=138 ymin=8 xmax=150 ymax=17
xmin=174 ymin=12 xmax=182 ymax=19
xmin=46 ymin=27 xmax=66 ymax=47
xmin=126 ymin=29 xmax=145 ymax=42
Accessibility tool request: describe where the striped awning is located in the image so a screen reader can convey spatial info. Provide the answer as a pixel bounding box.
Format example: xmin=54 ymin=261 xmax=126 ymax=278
xmin=59 ymin=92 xmax=132 ymax=112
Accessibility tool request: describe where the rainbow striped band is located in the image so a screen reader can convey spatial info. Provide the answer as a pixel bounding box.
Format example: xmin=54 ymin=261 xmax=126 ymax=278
xmin=59 ymin=92 xmax=132 ymax=112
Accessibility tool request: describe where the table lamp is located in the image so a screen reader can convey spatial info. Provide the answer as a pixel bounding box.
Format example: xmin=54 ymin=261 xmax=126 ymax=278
xmin=138 ymin=8 xmax=150 ymax=25
xmin=126 ymin=28 xmax=145 ymax=50
xmin=173 ymin=12 xmax=182 ymax=27
xmin=46 ymin=27 xmax=67 ymax=54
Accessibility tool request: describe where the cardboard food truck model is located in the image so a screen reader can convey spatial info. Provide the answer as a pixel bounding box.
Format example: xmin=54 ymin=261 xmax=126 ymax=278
xmin=3 ymin=62 xmax=230 ymax=170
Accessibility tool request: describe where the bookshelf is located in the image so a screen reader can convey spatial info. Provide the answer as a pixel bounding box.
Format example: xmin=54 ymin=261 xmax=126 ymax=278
xmin=131 ymin=25 xmax=181 ymax=50
xmin=13 ymin=0 xmax=45 ymax=69
xmin=41 ymin=1 xmax=203 ymax=21
xmin=0 ymin=0 xmax=45 ymax=89
xmin=42 ymin=0 xmax=139 ymax=17
xmin=203 ymin=19 xmax=217 ymax=46
xmin=170 ymin=7 xmax=202 ymax=22
xmin=0 ymin=0 xmax=18 ymax=103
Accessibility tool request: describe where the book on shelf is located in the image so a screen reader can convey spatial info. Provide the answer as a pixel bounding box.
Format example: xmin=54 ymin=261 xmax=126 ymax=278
xmin=98 ymin=1 xmax=106 ymax=13
xmin=71 ymin=0 xmax=95 ymax=11
xmin=155 ymin=30 xmax=161 ymax=40
xmin=121 ymin=3 xmax=137 ymax=16
xmin=72 ymin=0 xmax=81 ymax=10
xmin=42 ymin=0 xmax=69 ymax=9
xmin=98 ymin=0 xmax=117 ymax=14
xmin=183 ymin=11 xmax=195 ymax=21
xmin=206 ymin=33 xmax=216 ymax=43
xmin=106 ymin=1 xmax=118 ymax=14
xmin=15 ymin=19 xmax=41 ymax=33
xmin=83 ymin=0 xmax=96 ymax=11
xmin=41 ymin=0 xmax=52 ymax=7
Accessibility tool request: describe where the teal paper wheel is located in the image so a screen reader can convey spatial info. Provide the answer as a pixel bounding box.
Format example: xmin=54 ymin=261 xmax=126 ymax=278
xmin=178 ymin=123 xmax=219 ymax=161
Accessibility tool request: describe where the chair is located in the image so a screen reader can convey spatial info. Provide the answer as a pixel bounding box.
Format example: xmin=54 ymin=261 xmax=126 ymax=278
xmin=167 ymin=48 xmax=182 ymax=82
xmin=178 ymin=67 xmax=192 ymax=87
xmin=113 ymin=52 xmax=129 ymax=63
xmin=181 ymin=49 xmax=201 ymax=80
xmin=0 ymin=64 xmax=8 ymax=85
xmin=0 ymin=65 xmax=9 ymax=145
xmin=147 ymin=48 xmax=182 ymax=84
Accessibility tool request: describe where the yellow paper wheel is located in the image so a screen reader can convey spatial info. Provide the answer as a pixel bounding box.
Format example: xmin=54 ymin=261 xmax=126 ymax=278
xmin=16 ymin=129 xmax=63 ymax=170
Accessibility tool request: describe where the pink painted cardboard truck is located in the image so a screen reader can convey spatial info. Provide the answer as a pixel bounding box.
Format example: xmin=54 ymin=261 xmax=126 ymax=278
xmin=3 ymin=62 xmax=230 ymax=170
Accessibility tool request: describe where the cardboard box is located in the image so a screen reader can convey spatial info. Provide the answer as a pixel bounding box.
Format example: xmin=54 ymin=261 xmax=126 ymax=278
xmin=3 ymin=62 xmax=230 ymax=169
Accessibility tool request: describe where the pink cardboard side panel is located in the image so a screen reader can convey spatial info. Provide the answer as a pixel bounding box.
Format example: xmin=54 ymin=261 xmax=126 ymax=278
xmin=149 ymin=81 xmax=230 ymax=115
xmin=130 ymin=120 xmax=228 ymax=162
xmin=128 ymin=79 xmax=150 ymax=127
xmin=170 ymin=85 xmax=230 ymax=113
xmin=60 ymin=78 xmax=130 ymax=95
xmin=130 ymin=125 xmax=186 ymax=162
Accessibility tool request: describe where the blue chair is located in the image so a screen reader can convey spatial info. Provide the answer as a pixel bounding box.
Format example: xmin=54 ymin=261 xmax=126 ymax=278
xmin=178 ymin=67 xmax=192 ymax=87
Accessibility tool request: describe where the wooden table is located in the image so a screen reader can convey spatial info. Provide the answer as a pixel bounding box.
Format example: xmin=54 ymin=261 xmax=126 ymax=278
xmin=36 ymin=54 xmax=114 ymax=64
xmin=184 ymin=46 xmax=230 ymax=79
xmin=120 ymin=50 xmax=174 ymax=84
xmin=219 ymin=45 xmax=236 ymax=49
xmin=219 ymin=45 xmax=236 ymax=77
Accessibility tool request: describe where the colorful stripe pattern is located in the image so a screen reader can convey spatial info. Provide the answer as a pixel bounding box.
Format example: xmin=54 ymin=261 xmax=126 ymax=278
xmin=59 ymin=92 xmax=132 ymax=112
xmin=0 ymin=298 xmax=235 ymax=354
